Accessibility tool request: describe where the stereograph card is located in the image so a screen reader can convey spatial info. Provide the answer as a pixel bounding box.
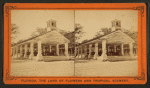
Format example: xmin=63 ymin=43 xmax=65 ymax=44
xmin=3 ymin=3 xmax=147 ymax=84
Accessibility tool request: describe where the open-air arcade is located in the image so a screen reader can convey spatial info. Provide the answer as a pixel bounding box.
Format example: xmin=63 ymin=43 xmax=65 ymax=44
xmin=75 ymin=19 xmax=137 ymax=61
xmin=11 ymin=19 xmax=138 ymax=76
xmin=11 ymin=19 xmax=74 ymax=61
xmin=11 ymin=19 xmax=137 ymax=62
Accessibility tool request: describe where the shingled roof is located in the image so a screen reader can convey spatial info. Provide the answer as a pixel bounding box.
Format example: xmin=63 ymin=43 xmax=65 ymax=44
xmin=12 ymin=30 xmax=55 ymax=47
xmin=77 ymin=30 xmax=135 ymax=46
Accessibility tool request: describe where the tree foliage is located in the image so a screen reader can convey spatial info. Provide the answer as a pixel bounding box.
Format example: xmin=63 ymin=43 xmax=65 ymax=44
xmin=63 ymin=23 xmax=85 ymax=45
xmin=94 ymin=28 xmax=138 ymax=48
xmin=82 ymin=39 xmax=88 ymax=43
xmin=123 ymin=29 xmax=138 ymax=48
xmin=29 ymin=23 xmax=85 ymax=48
xmin=30 ymin=27 xmax=47 ymax=37
xmin=64 ymin=32 xmax=75 ymax=44
xmin=74 ymin=23 xmax=85 ymax=42
xmin=123 ymin=29 xmax=134 ymax=36
xmin=95 ymin=27 xmax=112 ymax=38
xmin=11 ymin=23 xmax=19 ymax=44
xmin=17 ymin=39 xmax=24 ymax=43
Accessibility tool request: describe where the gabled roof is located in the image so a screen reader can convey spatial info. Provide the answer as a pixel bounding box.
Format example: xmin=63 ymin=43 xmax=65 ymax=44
xmin=12 ymin=30 xmax=70 ymax=47
xmin=12 ymin=30 xmax=53 ymax=46
xmin=77 ymin=30 xmax=135 ymax=46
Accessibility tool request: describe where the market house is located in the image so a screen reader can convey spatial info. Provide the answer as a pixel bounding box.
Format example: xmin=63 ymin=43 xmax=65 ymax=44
xmin=11 ymin=19 xmax=73 ymax=61
xmin=75 ymin=19 xmax=138 ymax=61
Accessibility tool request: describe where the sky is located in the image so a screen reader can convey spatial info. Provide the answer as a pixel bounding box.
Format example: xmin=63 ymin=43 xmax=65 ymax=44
xmin=11 ymin=10 xmax=138 ymax=43
xmin=75 ymin=10 xmax=138 ymax=43
xmin=11 ymin=10 xmax=74 ymax=43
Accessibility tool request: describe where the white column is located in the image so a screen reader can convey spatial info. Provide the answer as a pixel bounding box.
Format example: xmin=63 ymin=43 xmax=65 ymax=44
xmin=84 ymin=45 xmax=87 ymax=55
xmin=49 ymin=45 xmax=51 ymax=52
xmin=121 ymin=44 xmax=124 ymax=56
xmin=37 ymin=41 xmax=43 ymax=61
xmin=20 ymin=45 xmax=23 ymax=58
xmin=16 ymin=46 xmax=18 ymax=58
xmin=75 ymin=47 xmax=77 ymax=56
xmin=24 ymin=44 xmax=27 ymax=58
xmin=93 ymin=42 xmax=99 ymax=60
xmin=29 ymin=42 xmax=34 ymax=59
xmin=114 ymin=45 xmax=116 ymax=52
xmin=129 ymin=43 xmax=133 ymax=56
xmin=65 ymin=43 xmax=68 ymax=56
xmin=88 ymin=44 xmax=92 ymax=58
xmin=81 ymin=46 xmax=83 ymax=58
xmin=100 ymin=40 xmax=108 ymax=61
xmin=56 ymin=44 xmax=59 ymax=56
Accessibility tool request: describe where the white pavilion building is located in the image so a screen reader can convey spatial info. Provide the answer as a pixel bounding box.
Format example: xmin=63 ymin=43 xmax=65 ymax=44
xmin=11 ymin=19 xmax=72 ymax=61
xmin=75 ymin=19 xmax=138 ymax=61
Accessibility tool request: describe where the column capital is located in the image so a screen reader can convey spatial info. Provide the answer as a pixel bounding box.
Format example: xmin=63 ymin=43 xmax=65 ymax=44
xmin=30 ymin=42 xmax=34 ymax=45
xmin=95 ymin=42 xmax=98 ymax=46
xmin=102 ymin=39 xmax=106 ymax=42
xmin=89 ymin=44 xmax=92 ymax=46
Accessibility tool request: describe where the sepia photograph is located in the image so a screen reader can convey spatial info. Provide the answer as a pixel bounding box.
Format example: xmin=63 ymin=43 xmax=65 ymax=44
xmin=74 ymin=10 xmax=138 ymax=76
xmin=3 ymin=3 xmax=147 ymax=84
xmin=11 ymin=10 xmax=75 ymax=76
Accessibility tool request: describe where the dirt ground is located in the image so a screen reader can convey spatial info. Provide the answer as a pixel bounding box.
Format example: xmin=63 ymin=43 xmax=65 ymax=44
xmin=75 ymin=60 xmax=138 ymax=76
xmin=11 ymin=59 xmax=138 ymax=76
xmin=11 ymin=59 xmax=74 ymax=76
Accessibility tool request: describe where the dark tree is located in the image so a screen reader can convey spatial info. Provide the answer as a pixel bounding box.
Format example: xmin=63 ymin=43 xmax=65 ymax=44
xmin=123 ymin=29 xmax=138 ymax=48
xmin=74 ymin=23 xmax=85 ymax=43
xmin=30 ymin=27 xmax=47 ymax=37
xmin=95 ymin=27 xmax=112 ymax=38
xmin=82 ymin=39 xmax=88 ymax=43
xmin=11 ymin=23 xmax=19 ymax=44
